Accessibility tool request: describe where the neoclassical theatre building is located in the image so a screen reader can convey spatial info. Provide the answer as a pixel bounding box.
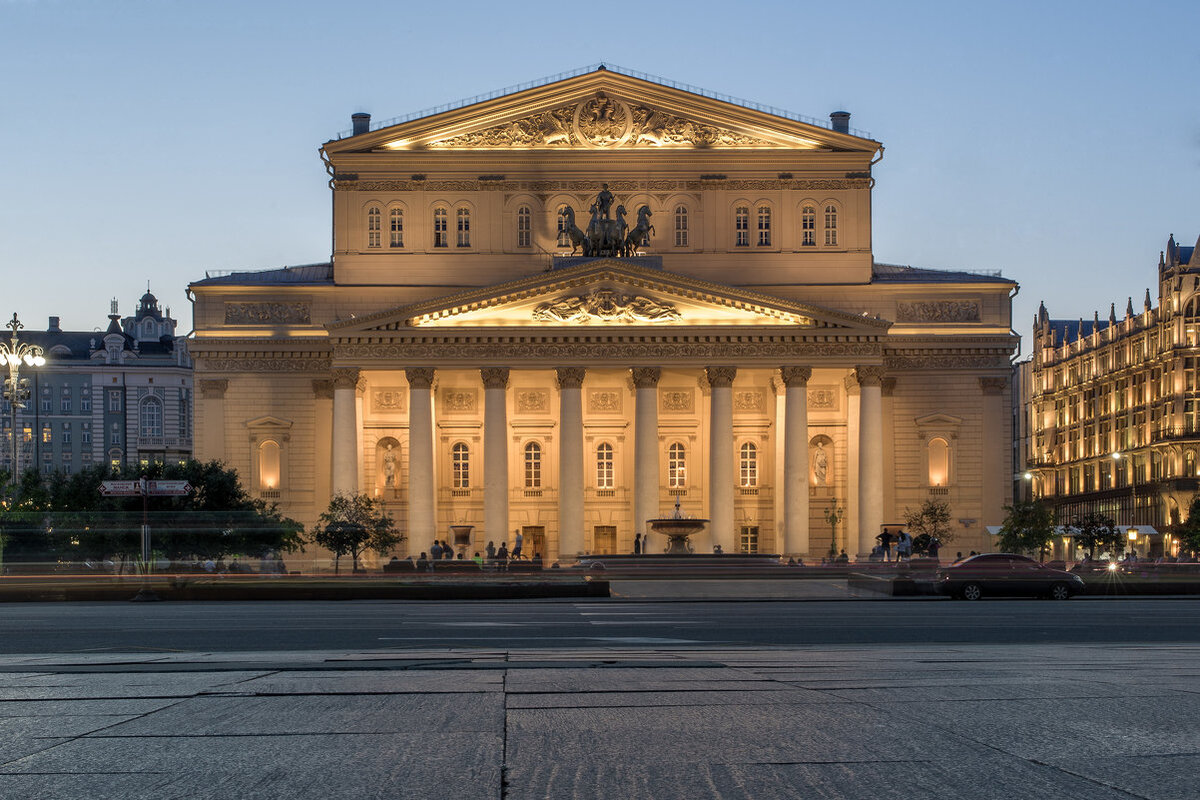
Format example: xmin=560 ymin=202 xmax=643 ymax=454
xmin=189 ymin=66 xmax=1018 ymax=561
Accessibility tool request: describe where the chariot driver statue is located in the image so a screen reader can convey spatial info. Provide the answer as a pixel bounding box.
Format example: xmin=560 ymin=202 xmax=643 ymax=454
xmin=596 ymin=184 xmax=615 ymax=219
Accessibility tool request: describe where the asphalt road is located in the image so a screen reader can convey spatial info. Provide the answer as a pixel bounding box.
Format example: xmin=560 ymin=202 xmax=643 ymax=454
xmin=2 ymin=597 xmax=1200 ymax=654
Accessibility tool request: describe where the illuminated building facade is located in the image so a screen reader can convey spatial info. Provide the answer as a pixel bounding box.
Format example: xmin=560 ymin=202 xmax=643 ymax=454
xmin=1025 ymin=235 xmax=1200 ymax=556
xmin=189 ymin=66 xmax=1017 ymax=561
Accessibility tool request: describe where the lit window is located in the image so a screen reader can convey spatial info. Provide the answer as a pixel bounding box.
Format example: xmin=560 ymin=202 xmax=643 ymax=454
xmin=674 ymin=206 xmax=688 ymax=247
xmin=740 ymin=442 xmax=758 ymax=487
xmin=735 ymin=206 xmax=749 ymax=247
xmin=757 ymin=206 xmax=771 ymax=246
xmin=433 ymin=207 xmax=448 ymax=248
xmin=524 ymin=442 xmax=542 ymax=488
xmin=596 ymin=443 xmax=614 ymax=489
xmin=668 ymin=442 xmax=687 ymax=488
xmin=516 ymin=206 xmax=531 ymax=248
xmin=456 ymin=207 xmax=470 ymax=247
xmin=139 ymin=397 xmax=163 ymax=438
xmin=389 ymin=208 xmax=404 ymax=248
xmin=367 ymin=206 xmax=381 ymax=248
xmin=42 ymin=424 xmax=51 ymax=444
xmin=556 ymin=205 xmax=570 ymax=247
xmin=824 ymin=204 xmax=838 ymax=246
xmin=259 ymin=440 xmax=280 ymax=491
xmin=928 ymin=437 xmax=949 ymax=486
xmin=801 ymin=205 xmax=816 ymax=246
xmin=453 ymin=443 xmax=470 ymax=489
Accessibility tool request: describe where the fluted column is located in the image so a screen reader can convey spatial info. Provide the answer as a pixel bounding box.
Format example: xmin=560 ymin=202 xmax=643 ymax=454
xmin=632 ymin=367 xmax=661 ymax=544
xmin=781 ymin=366 xmax=812 ymax=556
xmin=557 ymin=367 xmax=585 ymax=561
xmin=707 ymin=366 xmax=736 ymax=553
xmin=331 ymin=368 xmax=360 ymax=496
xmin=482 ymin=367 xmax=510 ymax=547
xmin=856 ymin=365 xmax=885 ymax=556
xmin=405 ymin=368 xmax=435 ymax=545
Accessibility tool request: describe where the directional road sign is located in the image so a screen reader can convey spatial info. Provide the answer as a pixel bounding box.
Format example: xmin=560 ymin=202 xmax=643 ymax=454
xmin=99 ymin=480 xmax=143 ymax=496
xmin=146 ymin=480 xmax=191 ymax=496
xmin=99 ymin=480 xmax=192 ymax=497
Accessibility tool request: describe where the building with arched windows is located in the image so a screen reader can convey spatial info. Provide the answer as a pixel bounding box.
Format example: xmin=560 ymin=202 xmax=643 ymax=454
xmin=1020 ymin=234 xmax=1200 ymax=558
xmin=189 ymin=66 xmax=1017 ymax=561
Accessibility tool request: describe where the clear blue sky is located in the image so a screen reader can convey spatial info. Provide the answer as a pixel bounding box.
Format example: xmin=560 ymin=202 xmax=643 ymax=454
xmin=2 ymin=0 xmax=1197 ymax=349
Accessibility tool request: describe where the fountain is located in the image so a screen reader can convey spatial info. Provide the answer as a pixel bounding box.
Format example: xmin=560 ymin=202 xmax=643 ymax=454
xmin=645 ymin=496 xmax=709 ymax=555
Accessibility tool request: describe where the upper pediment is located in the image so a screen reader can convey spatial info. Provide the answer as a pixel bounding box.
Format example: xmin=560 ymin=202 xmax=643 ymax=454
xmin=325 ymin=68 xmax=879 ymax=155
xmin=330 ymin=260 xmax=891 ymax=335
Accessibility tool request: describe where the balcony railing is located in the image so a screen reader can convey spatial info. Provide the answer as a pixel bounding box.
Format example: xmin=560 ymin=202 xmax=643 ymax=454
xmin=1152 ymin=425 xmax=1200 ymax=443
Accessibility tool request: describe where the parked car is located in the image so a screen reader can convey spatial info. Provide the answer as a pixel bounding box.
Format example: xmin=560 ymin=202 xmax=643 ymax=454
xmin=937 ymin=553 xmax=1086 ymax=600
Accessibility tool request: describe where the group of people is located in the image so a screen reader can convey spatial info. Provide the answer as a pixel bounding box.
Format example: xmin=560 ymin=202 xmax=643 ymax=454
xmin=871 ymin=530 xmax=940 ymax=562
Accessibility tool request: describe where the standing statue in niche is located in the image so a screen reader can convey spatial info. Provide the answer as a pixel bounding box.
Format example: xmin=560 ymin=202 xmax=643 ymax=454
xmin=812 ymin=442 xmax=828 ymax=486
xmin=383 ymin=444 xmax=397 ymax=487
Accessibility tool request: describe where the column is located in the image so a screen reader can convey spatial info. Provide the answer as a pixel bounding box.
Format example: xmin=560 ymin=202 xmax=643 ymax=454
xmin=557 ymin=367 xmax=585 ymax=561
xmin=197 ymin=379 xmax=228 ymax=462
xmin=311 ymin=380 xmax=333 ymax=508
xmin=845 ymin=374 xmax=860 ymax=554
xmin=707 ymin=366 xmax=736 ymax=554
xmin=405 ymin=368 xmax=435 ymax=546
xmin=881 ymin=378 xmax=897 ymax=524
xmin=856 ymin=365 xmax=885 ymax=556
xmin=632 ymin=367 xmax=661 ymax=543
xmin=482 ymin=367 xmax=510 ymax=547
xmin=781 ymin=366 xmax=812 ymax=556
xmin=331 ymin=368 xmax=359 ymax=496
xmin=980 ymin=377 xmax=1009 ymax=529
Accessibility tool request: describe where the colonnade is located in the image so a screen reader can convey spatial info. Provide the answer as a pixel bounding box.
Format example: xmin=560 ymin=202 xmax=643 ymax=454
xmin=327 ymin=364 xmax=884 ymax=558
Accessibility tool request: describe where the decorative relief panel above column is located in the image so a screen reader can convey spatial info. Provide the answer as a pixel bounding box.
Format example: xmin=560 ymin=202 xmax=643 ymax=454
xmin=660 ymin=389 xmax=695 ymax=413
xmin=516 ymin=390 xmax=549 ymax=413
xmin=895 ymin=301 xmax=981 ymax=323
xmin=807 ymin=385 xmax=840 ymax=410
xmin=224 ymin=302 xmax=311 ymax=325
xmin=588 ymin=389 xmax=623 ymax=413
xmin=440 ymin=388 xmax=477 ymax=413
xmin=734 ymin=391 xmax=764 ymax=412
xmin=372 ymin=387 xmax=407 ymax=413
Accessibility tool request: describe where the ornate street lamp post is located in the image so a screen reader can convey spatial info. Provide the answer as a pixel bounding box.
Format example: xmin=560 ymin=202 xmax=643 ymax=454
xmin=0 ymin=313 xmax=46 ymax=493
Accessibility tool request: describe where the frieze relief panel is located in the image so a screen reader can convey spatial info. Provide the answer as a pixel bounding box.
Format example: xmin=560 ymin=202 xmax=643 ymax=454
xmin=660 ymin=389 xmax=695 ymax=414
xmin=372 ymin=387 xmax=407 ymax=413
xmin=533 ymin=289 xmax=681 ymax=324
xmin=224 ymin=302 xmax=311 ymax=325
xmin=334 ymin=340 xmax=883 ymax=362
xmin=516 ymin=390 xmax=549 ymax=414
xmin=808 ymin=385 xmax=840 ymax=411
xmin=440 ymin=389 xmax=477 ymax=414
xmin=734 ymin=391 xmax=764 ymax=412
xmin=588 ymin=390 xmax=623 ymax=413
xmin=895 ymin=301 xmax=981 ymax=323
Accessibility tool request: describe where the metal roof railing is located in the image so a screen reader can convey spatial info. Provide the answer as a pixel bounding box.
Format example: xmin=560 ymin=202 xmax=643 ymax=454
xmin=335 ymin=62 xmax=873 ymax=140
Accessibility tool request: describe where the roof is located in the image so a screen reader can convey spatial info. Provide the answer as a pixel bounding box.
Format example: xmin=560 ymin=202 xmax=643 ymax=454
xmin=872 ymin=262 xmax=1016 ymax=285
xmin=1181 ymin=246 xmax=1195 ymax=265
xmin=1046 ymin=319 xmax=1112 ymax=342
xmin=190 ymin=263 xmax=334 ymax=288
xmin=18 ymin=330 xmax=178 ymax=363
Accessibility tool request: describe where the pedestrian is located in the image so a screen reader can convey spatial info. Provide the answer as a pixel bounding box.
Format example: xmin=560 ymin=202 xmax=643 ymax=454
xmin=442 ymin=540 xmax=453 ymax=559
xmin=928 ymin=537 xmax=940 ymax=562
xmin=473 ymin=551 xmax=483 ymax=567
xmin=877 ymin=530 xmax=894 ymax=561
xmin=416 ymin=552 xmax=429 ymax=572
xmin=896 ymin=531 xmax=912 ymax=562
xmin=496 ymin=542 xmax=509 ymax=570
xmin=430 ymin=540 xmax=443 ymax=561
xmin=512 ymin=530 xmax=524 ymax=559
xmin=633 ymin=533 xmax=642 ymax=555
xmin=837 ymin=549 xmax=849 ymax=563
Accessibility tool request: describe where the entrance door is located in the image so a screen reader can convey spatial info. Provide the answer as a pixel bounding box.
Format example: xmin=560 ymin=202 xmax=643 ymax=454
xmin=522 ymin=526 xmax=546 ymax=560
xmin=739 ymin=526 xmax=759 ymax=554
xmin=593 ymin=525 xmax=617 ymax=554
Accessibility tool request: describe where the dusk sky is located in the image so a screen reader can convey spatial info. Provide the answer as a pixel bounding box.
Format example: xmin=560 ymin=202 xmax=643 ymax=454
xmin=2 ymin=0 xmax=1197 ymax=351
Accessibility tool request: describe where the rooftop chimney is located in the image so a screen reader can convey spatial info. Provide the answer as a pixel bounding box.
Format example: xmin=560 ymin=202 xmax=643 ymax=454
xmin=830 ymin=111 xmax=850 ymax=134
xmin=48 ymin=316 xmax=60 ymax=332
xmin=351 ymin=112 xmax=371 ymax=136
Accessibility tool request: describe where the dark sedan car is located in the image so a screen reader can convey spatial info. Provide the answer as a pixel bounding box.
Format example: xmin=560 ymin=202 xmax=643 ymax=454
xmin=937 ymin=553 xmax=1086 ymax=600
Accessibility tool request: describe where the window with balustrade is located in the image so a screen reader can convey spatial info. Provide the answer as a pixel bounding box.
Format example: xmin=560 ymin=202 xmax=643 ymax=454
xmin=739 ymin=442 xmax=758 ymax=487
xmin=668 ymin=442 xmax=687 ymax=488
xmin=596 ymin=443 xmax=614 ymax=489
xmin=453 ymin=442 xmax=470 ymax=489
xmin=524 ymin=442 xmax=542 ymax=488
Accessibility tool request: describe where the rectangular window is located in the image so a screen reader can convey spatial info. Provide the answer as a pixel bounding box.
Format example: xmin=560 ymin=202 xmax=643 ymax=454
xmin=40 ymin=398 xmax=51 ymax=412
xmin=110 ymin=429 xmax=121 ymax=446
xmin=389 ymin=208 xmax=403 ymax=248
xmin=734 ymin=206 xmax=749 ymax=247
xmin=42 ymin=424 xmax=52 ymax=444
xmin=81 ymin=396 xmax=91 ymax=412
xmin=367 ymin=207 xmax=381 ymax=248
xmin=516 ymin=207 xmax=531 ymax=248
xmin=674 ymin=207 xmax=688 ymax=247
xmin=108 ymin=391 xmax=121 ymax=412
xmin=82 ymin=427 xmax=91 ymax=445
xmin=456 ymin=208 xmax=470 ymax=247
xmin=756 ymin=206 xmax=771 ymax=246
xmin=62 ymin=424 xmax=72 ymax=445
xmin=801 ymin=206 xmax=816 ymax=246
xmin=824 ymin=205 xmax=838 ymax=246
xmin=433 ymin=208 xmax=448 ymax=248
xmin=739 ymin=526 xmax=759 ymax=554
xmin=61 ymin=396 xmax=71 ymax=413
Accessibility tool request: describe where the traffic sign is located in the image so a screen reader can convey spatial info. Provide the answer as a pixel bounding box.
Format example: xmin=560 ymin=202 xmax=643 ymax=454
xmin=99 ymin=480 xmax=142 ymax=496
xmin=146 ymin=480 xmax=191 ymax=496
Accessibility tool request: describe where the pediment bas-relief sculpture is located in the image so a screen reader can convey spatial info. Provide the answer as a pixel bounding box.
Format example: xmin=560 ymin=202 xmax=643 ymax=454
xmin=426 ymin=92 xmax=779 ymax=150
xmin=533 ymin=289 xmax=681 ymax=325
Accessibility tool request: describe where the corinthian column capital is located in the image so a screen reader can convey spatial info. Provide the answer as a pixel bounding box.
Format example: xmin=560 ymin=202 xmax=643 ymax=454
xmin=630 ymin=367 xmax=661 ymax=388
xmin=405 ymin=368 xmax=435 ymax=390
xmin=331 ymin=368 xmax=360 ymax=390
xmin=556 ymin=367 xmax=585 ymax=390
xmin=480 ymin=367 xmax=510 ymax=390
xmin=705 ymin=366 xmax=737 ymax=388
xmin=780 ymin=366 xmax=812 ymax=387
xmin=855 ymin=365 xmax=886 ymax=387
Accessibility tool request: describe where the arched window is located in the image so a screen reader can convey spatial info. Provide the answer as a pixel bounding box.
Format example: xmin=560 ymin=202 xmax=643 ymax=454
xmin=801 ymin=205 xmax=816 ymax=246
xmin=596 ymin=443 xmax=614 ymax=489
xmin=928 ymin=437 xmax=950 ymax=486
xmin=734 ymin=206 xmax=750 ymax=247
xmin=674 ymin=206 xmax=688 ymax=247
xmin=516 ymin=205 xmax=531 ymax=248
xmin=1187 ymin=450 xmax=1197 ymax=478
xmin=456 ymin=207 xmax=471 ymax=247
xmin=433 ymin=207 xmax=448 ymax=248
xmin=452 ymin=443 xmax=470 ymax=489
xmin=142 ymin=319 xmax=156 ymax=338
xmin=259 ymin=440 xmax=280 ymax=490
xmin=740 ymin=442 xmax=758 ymax=487
xmin=757 ymin=206 xmax=771 ymax=246
xmin=389 ymin=208 xmax=404 ymax=248
xmin=668 ymin=442 xmax=687 ymax=488
xmin=366 ymin=206 xmax=381 ymax=248
xmin=556 ymin=205 xmax=570 ymax=247
xmin=139 ymin=397 xmax=163 ymax=438
xmin=524 ymin=442 xmax=542 ymax=488
xmin=824 ymin=204 xmax=839 ymax=246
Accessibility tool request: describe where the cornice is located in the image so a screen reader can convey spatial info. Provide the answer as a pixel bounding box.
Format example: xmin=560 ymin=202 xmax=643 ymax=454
xmin=336 ymin=177 xmax=871 ymax=193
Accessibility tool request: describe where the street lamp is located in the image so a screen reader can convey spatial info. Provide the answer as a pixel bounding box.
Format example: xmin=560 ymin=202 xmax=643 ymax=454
xmin=0 ymin=313 xmax=46 ymax=492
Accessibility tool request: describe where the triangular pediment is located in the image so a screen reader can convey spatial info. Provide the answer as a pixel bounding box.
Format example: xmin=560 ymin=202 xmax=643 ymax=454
xmin=330 ymin=260 xmax=890 ymax=334
xmin=325 ymin=68 xmax=877 ymax=154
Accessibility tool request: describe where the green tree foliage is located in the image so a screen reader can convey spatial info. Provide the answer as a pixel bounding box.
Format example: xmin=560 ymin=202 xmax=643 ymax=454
xmin=309 ymin=493 xmax=402 ymax=573
xmin=1175 ymin=496 xmax=1200 ymax=557
xmin=903 ymin=499 xmax=954 ymax=545
xmin=0 ymin=461 xmax=303 ymax=567
xmin=1071 ymin=512 xmax=1121 ymax=559
xmin=997 ymin=500 xmax=1056 ymax=560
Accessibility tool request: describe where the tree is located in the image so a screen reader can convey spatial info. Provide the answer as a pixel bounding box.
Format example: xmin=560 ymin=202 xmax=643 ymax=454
xmin=903 ymin=499 xmax=954 ymax=545
xmin=997 ymin=500 xmax=1056 ymax=560
xmin=1072 ymin=512 xmax=1121 ymax=559
xmin=1175 ymin=496 xmax=1200 ymax=557
xmin=309 ymin=493 xmax=402 ymax=573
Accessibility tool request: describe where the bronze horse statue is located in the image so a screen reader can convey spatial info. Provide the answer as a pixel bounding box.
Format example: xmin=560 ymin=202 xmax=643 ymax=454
xmin=560 ymin=206 xmax=589 ymax=255
xmin=623 ymin=205 xmax=654 ymax=257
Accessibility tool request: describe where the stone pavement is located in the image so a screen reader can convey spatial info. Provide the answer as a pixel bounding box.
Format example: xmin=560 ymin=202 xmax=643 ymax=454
xmin=1 ymin=643 xmax=1196 ymax=799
